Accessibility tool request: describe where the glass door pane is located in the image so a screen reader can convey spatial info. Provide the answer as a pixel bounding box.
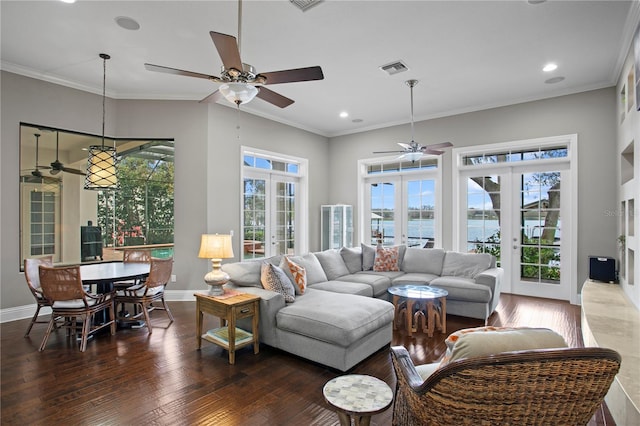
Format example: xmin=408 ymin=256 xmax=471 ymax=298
xmin=243 ymin=178 xmax=266 ymax=260
xmin=370 ymin=181 xmax=396 ymax=245
xmin=466 ymin=176 xmax=501 ymax=263
xmin=405 ymin=179 xmax=435 ymax=248
xmin=518 ymin=172 xmax=561 ymax=284
xmin=273 ymin=180 xmax=295 ymax=256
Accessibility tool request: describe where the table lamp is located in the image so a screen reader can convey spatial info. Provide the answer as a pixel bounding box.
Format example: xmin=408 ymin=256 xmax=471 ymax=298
xmin=198 ymin=234 xmax=234 ymax=295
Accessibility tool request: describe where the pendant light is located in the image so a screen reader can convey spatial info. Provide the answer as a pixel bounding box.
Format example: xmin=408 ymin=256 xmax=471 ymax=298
xmin=84 ymin=53 xmax=118 ymax=190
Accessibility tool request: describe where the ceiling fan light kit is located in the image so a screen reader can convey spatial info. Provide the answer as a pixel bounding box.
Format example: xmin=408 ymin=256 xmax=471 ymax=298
xmin=219 ymin=82 xmax=259 ymax=105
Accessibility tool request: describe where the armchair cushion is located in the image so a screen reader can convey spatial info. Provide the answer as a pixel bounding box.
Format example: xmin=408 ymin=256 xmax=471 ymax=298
xmin=441 ymin=326 xmax=568 ymax=366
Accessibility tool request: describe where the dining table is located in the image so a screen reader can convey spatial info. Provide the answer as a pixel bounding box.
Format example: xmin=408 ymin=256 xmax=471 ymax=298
xmin=79 ymin=262 xmax=150 ymax=324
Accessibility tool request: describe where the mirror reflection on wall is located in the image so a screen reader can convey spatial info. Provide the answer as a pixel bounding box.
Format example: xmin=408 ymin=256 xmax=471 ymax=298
xmin=19 ymin=123 xmax=175 ymax=270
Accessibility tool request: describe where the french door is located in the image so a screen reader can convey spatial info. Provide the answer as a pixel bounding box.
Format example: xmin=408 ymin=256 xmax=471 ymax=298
xmin=243 ymin=171 xmax=298 ymax=259
xmin=460 ymin=164 xmax=571 ymax=300
xmin=364 ymin=173 xmax=438 ymax=248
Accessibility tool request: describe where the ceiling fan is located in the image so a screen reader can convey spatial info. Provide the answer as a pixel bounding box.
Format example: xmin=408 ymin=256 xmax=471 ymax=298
xmin=373 ymin=79 xmax=453 ymax=161
xmin=49 ymin=131 xmax=85 ymax=176
xmin=144 ymin=0 xmax=324 ymax=108
xmin=26 ymin=133 xmax=45 ymax=178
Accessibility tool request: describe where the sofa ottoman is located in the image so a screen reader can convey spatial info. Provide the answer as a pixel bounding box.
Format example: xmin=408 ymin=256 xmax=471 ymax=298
xmin=275 ymin=288 xmax=394 ymax=371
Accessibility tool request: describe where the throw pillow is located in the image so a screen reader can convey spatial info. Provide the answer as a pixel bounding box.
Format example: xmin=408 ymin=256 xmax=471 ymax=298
xmin=373 ymin=245 xmax=400 ymax=272
xmin=282 ymin=256 xmax=307 ymax=294
xmin=340 ymin=246 xmax=362 ymax=274
xmin=314 ymin=250 xmax=350 ymax=280
xmin=361 ymin=243 xmax=376 ymax=271
xmin=260 ymin=263 xmax=295 ymax=303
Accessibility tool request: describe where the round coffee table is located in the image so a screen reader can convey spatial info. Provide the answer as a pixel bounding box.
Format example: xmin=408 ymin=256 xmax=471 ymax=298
xmin=387 ymin=284 xmax=448 ymax=337
xmin=323 ymin=374 xmax=393 ymax=426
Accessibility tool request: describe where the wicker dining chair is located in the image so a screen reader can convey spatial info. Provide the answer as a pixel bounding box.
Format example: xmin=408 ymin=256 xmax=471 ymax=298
xmin=114 ymin=249 xmax=152 ymax=315
xmin=390 ymin=345 xmax=621 ymax=426
xmin=38 ymin=265 xmax=116 ymax=352
xmin=23 ymin=256 xmax=54 ymax=337
xmin=114 ymin=257 xmax=174 ymax=334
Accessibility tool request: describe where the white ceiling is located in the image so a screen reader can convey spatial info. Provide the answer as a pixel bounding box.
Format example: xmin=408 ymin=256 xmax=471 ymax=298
xmin=2 ymin=1 xmax=638 ymax=137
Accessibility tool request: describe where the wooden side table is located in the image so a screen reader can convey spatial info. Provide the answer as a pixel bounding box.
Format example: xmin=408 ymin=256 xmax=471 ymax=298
xmin=195 ymin=292 xmax=260 ymax=364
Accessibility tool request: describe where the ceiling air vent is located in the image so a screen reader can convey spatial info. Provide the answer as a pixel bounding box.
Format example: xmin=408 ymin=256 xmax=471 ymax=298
xmin=380 ymin=60 xmax=409 ymax=75
xmin=290 ymin=0 xmax=324 ymax=12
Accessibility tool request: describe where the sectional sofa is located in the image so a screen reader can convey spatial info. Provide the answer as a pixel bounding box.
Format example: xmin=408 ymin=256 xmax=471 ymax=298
xmin=221 ymin=245 xmax=503 ymax=371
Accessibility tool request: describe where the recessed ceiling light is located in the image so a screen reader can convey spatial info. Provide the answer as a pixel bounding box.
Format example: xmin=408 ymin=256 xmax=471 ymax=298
xmin=543 ymin=63 xmax=558 ymax=72
xmin=115 ymin=16 xmax=141 ymax=31
xmin=545 ymin=76 xmax=565 ymax=84
xmin=339 ymin=111 xmax=349 ymax=118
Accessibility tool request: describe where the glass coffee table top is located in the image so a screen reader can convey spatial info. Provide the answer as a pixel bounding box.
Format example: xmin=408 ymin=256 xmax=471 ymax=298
xmin=387 ymin=284 xmax=448 ymax=299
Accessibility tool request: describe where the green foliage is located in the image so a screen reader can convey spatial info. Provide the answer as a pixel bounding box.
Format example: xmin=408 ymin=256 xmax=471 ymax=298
xmin=98 ymin=157 xmax=174 ymax=247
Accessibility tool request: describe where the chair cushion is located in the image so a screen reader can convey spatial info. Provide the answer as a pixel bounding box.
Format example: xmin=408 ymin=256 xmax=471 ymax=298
xmin=52 ymin=294 xmax=110 ymax=309
xmin=117 ymin=285 xmax=164 ymax=297
xmin=441 ymin=326 xmax=568 ymax=366
xmin=314 ymin=249 xmax=350 ymax=280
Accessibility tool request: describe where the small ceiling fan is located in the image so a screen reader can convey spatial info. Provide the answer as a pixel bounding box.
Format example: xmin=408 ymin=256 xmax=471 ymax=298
xmin=49 ymin=131 xmax=85 ymax=176
xmin=373 ymin=79 xmax=453 ymax=161
xmin=144 ymin=0 xmax=324 ymax=108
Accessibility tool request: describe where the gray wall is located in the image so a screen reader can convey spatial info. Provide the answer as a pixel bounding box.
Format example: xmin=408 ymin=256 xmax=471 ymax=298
xmin=328 ymin=87 xmax=617 ymax=293
xmin=1 ymin=71 xmax=329 ymax=310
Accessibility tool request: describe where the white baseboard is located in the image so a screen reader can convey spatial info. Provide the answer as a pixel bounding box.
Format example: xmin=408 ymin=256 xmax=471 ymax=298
xmin=1 ymin=290 xmax=197 ymax=323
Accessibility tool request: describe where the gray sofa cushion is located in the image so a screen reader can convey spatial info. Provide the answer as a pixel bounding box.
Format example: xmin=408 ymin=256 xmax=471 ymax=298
xmin=281 ymin=253 xmax=328 ymax=285
xmin=222 ymin=260 xmax=262 ymax=287
xmin=340 ymin=246 xmax=362 ymax=274
xmin=336 ymin=273 xmax=391 ymax=297
xmin=392 ymin=272 xmax=440 ymax=285
xmin=309 ymin=280 xmax=373 ymax=297
xmin=361 ymin=243 xmax=376 ymax=271
xmin=276 ymin=289 xmax=394 ymax=346
xmin=430 ymin=276 xmax=492 ymax=302
xmin=402 ymin=247 xmax=445 ymax=275
xmin=356 ymin=270 xmax=405 ymax=281
xmin=314 ymin=250 xmax=351 ymax=280
xmin=441 ymin=251 xmax=492 ymax=278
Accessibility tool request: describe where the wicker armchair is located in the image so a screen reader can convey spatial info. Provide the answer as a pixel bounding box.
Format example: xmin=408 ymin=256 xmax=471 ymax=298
xmin=23 ymin=256 xmax=54 ymax=337
xmin=115 ymin=257 xmax=174 ymax=333
xmin=38 ymin=265 xmax=116 ymax=352
xmin=114 ymin=249 xmax=152 ymax=315
xmin=390 ymin=345 xmax=621 ymax=425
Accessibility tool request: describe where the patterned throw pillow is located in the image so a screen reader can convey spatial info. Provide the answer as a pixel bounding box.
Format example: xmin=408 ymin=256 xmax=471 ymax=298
xmin=373 ymin=245 xmax=400 ymax=272
xmin=260 ymin=263 xmax=295 ymax=303
xmin=285 ymin=257 xmax=307 ymax=294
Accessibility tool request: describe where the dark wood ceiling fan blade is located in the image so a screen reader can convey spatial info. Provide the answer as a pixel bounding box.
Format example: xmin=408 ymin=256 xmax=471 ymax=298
xmin=256 ymin=87 xmax=294 ymax=108
xmin=425 ymin=142 xmax=453 ymax=150
xmin=63 ymin=167 xmax=86 ymax=176
xmin=199 ymin=90 xmax=225 ymax=104
xmin=210 ymin=31 xmax=243 ymax=72
xmin=144 ymin=63 xmax=217 ymax=80
xmin=260 ymin=66 xmax=324 ymax=85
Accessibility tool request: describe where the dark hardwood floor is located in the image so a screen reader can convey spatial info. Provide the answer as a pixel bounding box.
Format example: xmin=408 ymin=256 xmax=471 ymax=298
xmin=1 ymin=294 xmax=613 ymax=425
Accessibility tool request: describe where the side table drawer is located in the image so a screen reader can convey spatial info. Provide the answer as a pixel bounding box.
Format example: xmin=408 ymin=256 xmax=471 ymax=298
xmin=233 ymin=302 xmax=256 ymax=319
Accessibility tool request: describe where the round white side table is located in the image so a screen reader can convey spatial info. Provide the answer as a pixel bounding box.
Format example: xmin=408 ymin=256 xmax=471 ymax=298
xmin=323 ymin=374 xmax=393 ymax=426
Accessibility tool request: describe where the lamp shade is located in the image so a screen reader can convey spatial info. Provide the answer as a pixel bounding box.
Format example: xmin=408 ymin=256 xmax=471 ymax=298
xmin=219 ymin=83 xmax=259 ymax=105
xmin=198 ymin=234 xmax=234 ymax=259
xmin=84 ymin=145 xmax=118 ymax=190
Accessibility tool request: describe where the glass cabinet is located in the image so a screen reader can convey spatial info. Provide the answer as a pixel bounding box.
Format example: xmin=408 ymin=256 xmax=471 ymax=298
xmin=321 ymin=205 xmax=353 ymax=250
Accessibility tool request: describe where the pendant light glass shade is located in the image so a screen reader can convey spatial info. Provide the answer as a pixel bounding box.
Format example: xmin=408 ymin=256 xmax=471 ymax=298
xmin=84 ymin=145 xmax=118 ymax=190
xmin=85 ymin=53 xmax=118 ymax=190
xmin=219 ymin=82 xmax=259 ymax=105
